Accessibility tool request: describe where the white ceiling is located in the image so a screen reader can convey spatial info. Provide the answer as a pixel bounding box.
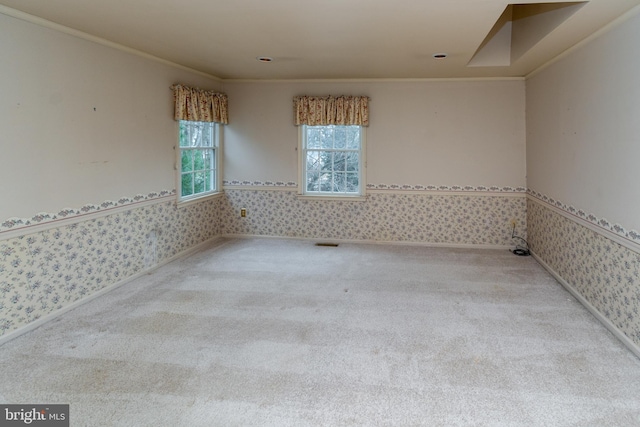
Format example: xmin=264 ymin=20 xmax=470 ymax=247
xmin=1 ymin=0 xmax=639 ymax=80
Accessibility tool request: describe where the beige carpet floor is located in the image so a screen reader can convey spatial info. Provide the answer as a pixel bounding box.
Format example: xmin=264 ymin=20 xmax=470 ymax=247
xmin=1 ymin=237 xmax=640 ymax=426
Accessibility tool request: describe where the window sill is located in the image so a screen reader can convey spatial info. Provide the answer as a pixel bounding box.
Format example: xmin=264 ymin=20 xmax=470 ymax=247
xmin=176 ymin=191 xmax=224 ymax=209
xmin=296 ymin=193 xmax=367 ymax=202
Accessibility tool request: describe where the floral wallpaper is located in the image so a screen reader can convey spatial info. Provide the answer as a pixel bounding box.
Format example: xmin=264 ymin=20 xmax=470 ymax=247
xmin=6 ymin=183 xmax=638 ymax=350
xmin=223 ymin=181 xmax=527 ymax=194
xmin=2 ymin=185 xmax=526 ymax=337
xmin=527 ymin=197 xmax=640 ymax=347
xmin=221 ymin=189 xmax=527 ymax=246
xmin=0 ymin=194 xmax=221 ymax=336
xmin=367 ymin=184 xmax=526 ymax=193
xmin=224 ymin=180 xmax=297 ymax=188
xmin=1 ymin=191 xmax=175 ymax=234
xmin=527 ymin=189 xmax=640 ymax=246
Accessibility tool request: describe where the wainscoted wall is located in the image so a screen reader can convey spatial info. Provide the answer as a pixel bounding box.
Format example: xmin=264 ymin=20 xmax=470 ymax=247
xmin=527 ymin=195 xmax=640 ymax=349
xmin=221 ymin=186 xmax=527 ymax=247
xmin=0 ymin=193 xmax=222 ymax=336
xmin=4 ymin=185 xmax=638 ymax=356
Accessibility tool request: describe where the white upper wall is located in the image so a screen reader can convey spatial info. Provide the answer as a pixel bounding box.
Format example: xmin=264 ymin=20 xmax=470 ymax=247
xmin=526 ymin=9 xmax=640 ymax=230
xmin=1 ymin=9 xmax=527 ymax=222
xmin=223 ymin=80 xmax=526 ymax=188
xmin=0 ymin=12 xmax=221 ymax=220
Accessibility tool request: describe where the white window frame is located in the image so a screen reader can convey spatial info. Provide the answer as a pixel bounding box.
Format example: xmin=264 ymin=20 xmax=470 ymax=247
xmin=298 ymin=124 xmax=367 ymax=200
xmin=176 ymin=120 xmax=223 ymax=205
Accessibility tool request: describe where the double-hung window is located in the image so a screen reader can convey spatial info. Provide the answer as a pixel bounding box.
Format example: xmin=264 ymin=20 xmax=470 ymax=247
xmin=171 ymin=84 xmax=227 ymax=203
xmin=300 ymin=124 xmax=365 ymax=197
xmin=178 ymin=120 xmax=220 ymax=200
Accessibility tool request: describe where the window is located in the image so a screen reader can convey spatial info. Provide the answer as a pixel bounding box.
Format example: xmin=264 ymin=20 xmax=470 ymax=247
xmin=300 ymin=124 xmax=365 ymax=197
xmin=178 ymin=120 xmax=220 ymax=200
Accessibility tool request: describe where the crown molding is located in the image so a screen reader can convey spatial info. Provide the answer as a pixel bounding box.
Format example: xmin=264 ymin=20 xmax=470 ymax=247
xmin=0 ymin=5 xmax=222 ymax=83
xmin=222 ymin=77 xmax=525 ymax=84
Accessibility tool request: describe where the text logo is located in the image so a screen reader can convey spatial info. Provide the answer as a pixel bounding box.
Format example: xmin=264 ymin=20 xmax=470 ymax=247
xmin=0 ymin=405 xmax=68 ymax=427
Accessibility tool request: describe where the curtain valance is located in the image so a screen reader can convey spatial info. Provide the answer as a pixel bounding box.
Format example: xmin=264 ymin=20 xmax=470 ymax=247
xmin=293 ymin=95 xmax=369 ymax=126
xmin=171 ymin=84 xmax=228 ymax=124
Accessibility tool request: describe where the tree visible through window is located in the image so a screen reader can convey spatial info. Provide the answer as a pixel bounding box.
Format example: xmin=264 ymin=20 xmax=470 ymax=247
xmin=179 ymin=120 xmax=218 ymax=199
xmin=301 ymin=125 xmax=364 ymax=195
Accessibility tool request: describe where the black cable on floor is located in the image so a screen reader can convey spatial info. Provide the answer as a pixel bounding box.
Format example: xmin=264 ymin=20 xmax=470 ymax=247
xmin=511 ymin=224 xmax=531 ymax=256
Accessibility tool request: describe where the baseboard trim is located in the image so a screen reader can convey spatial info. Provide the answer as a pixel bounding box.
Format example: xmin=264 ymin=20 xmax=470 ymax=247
xmin=531 ymin=251 xmax=640 ymax=359
xmin=0 ymin=236 xmax=224 ymax=347
xmin=222 ymin=233 xmax=513 ymax=250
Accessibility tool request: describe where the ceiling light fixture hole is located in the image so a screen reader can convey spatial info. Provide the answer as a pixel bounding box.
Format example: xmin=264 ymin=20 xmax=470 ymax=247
xmin=432 ymin=53 xmax=448 ymax=59
xmin=256 ymin=56 xmax=274 ymax=63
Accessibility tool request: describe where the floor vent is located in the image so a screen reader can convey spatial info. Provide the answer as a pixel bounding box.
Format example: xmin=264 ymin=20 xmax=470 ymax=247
xmin=315 ymin=242 xmax=339 ymax=247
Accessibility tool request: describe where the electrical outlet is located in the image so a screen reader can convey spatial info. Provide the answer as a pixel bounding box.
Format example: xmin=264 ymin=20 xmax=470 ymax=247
xmin=510 ymin=218 xmax=517 ymax=228
xmin=240 ymin=208 xmax=247 ymax=218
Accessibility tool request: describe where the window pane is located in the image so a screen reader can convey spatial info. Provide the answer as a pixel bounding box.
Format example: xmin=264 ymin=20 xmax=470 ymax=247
xmin=194 ymin=171 xmax=205 ymax=194
xmin=333 ymin=172 xmax=346 ymax=192
xmin=203 ymin=151 xmax=210 ymax=169
xmin=179 ymin=121 xmax=217 ymax=198
xmin=346 ymin=152 xmax=359 ymax=172
xmin=193 ymin=123 xmax=204 ymax=147
xmin=306 ymin=171 xmax=320 ymax=192
xmin=334 ymin=126 xmax=347 ymax=149
xmin=306 ymin=127 xmax=321 ymax=149
xmin=302 ymin=125 xmax=362 ymax=196
xmin=333 ymin=152 xmax=347 ymax=172
xmin=201 ymin=123 xmax=213 ymax=147
xmin=319 ymin=172 xmax=332 ymax=192
xmin=181 ymin=173 xmax=193 ymax=196
xmin=205 ymin=170 xmax=212 ymax=192
xmin=179 ymin=122 xmax=190 ymax=147
xmin=181 ymin=150 xmax=193 ymax=172
xmin=320 ymin=126 xmax=334 ymax=149
xmin=188 ymin=125 xmax=198 ymax=147
xmin=194 ymin=149 xmax=206 ymax=171
xmin=306 ymin=151 xmax=322 ymax=171
xmin=320 ymin=152 xmax=333 ymax=172
xmin=346 ymin=173 xmax=359 ymax=192
xmin=346 ymin=127 xmax=361 ymax=150
xmin=204 ymin=149 xmax=212 ymax=170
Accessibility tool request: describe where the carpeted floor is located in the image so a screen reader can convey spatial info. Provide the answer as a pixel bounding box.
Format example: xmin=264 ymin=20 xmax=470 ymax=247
xmin=1 ymin=237 xmax=640 ymax=426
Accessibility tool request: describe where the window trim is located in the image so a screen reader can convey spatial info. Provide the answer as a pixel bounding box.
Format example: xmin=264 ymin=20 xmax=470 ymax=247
xmin=297 ymin=124 xmax=367 ymax=200
xmin=175 ymin=120 xmax=223 ymax=205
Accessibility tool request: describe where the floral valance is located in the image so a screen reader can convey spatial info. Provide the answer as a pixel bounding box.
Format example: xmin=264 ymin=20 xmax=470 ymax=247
xmin=171 ymin=84 xmax=228 ymax=124
xmin=293 ymin=95 xmax=369 ymax=126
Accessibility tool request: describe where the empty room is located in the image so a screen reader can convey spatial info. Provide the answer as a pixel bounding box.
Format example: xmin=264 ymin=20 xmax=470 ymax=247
xmin=1 ymin=0 xmax=640 ymax=425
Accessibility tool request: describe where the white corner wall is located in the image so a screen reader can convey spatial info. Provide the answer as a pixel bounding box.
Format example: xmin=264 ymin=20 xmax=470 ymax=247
xmin=525 ymin=8 xmax=640 ymax=352
xmin=0 ymin=11 xmax=221 ymax=221
xmin=223 ymin=80 xmax=526 ymax=189
xmin=526 ymin=9 xmax=640 ymax=231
